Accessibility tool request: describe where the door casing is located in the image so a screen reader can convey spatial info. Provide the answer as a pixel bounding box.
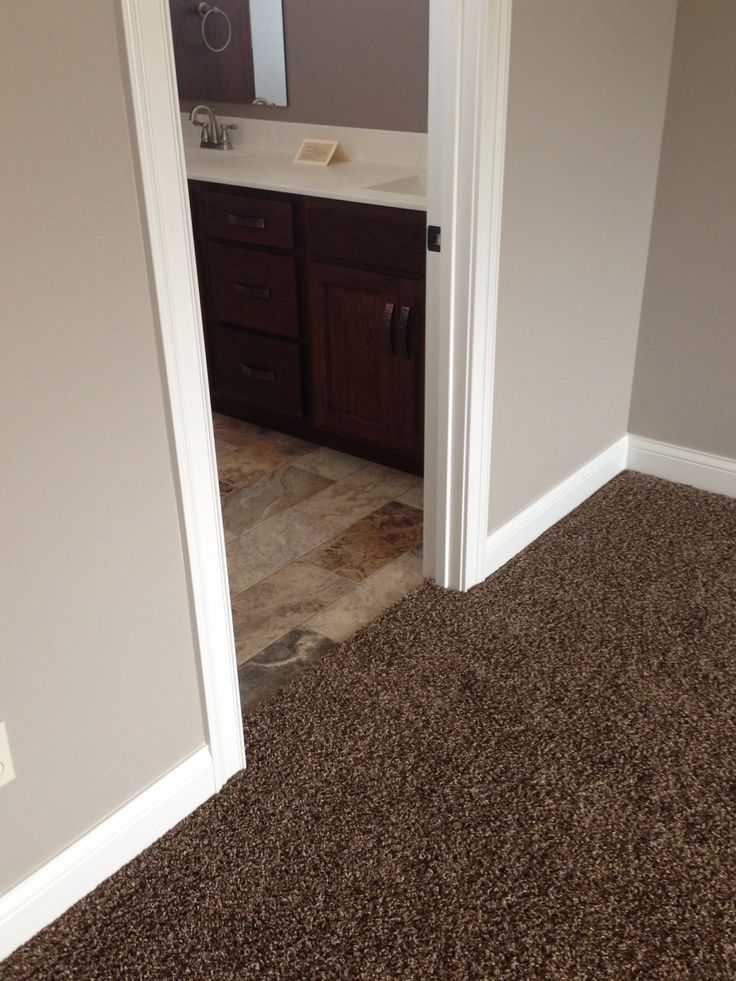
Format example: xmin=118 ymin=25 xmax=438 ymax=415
xmin=118 ymin=0 xmax=513 ymax=786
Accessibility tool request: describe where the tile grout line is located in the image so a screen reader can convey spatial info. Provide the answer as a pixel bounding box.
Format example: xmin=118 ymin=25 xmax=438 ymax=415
xmin=299 ymin=544 xmax=424 ymax=646
xmin=226 ymin=477 xmax=420 ymax=599
xmin=220 ymin=465 xmax=339 ymax=541
xmin=227 ymin=493 xmax=421 ymax=602
xmin=223 ymin=460 xmax=374 ymax=547
xmin=236 ymin=539 xmax=423 ymax=665
xmin=215 ymin=419 xmax=423 ymax=663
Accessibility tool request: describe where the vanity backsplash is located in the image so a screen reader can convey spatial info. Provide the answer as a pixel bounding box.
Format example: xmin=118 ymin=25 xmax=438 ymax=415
xmin=181 ymin=115 xmax=426 ymax=167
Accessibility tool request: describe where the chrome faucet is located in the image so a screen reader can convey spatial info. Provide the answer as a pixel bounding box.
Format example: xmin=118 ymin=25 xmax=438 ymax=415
xmin=189 ymin=104 xmax=236 ymax=150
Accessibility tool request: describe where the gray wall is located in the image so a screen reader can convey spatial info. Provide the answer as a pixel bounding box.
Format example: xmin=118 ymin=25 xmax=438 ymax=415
xmin=489 ymin=0 xmax=677 ymax=532
xmin=0 ymin=2 xmax=206 ymax=894
xmin=628 ymin=0 xmax=736 ymax=458
xmin=179 ymin=0 xmax=429 ymax=132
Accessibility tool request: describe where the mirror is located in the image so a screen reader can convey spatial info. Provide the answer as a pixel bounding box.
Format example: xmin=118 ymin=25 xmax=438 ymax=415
xmin=169 ymin=0 xmax=288 ymax=107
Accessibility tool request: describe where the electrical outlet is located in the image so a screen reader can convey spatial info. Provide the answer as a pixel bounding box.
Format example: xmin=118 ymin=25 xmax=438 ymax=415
xmin=0 ymin=722 xmax=16 ymax=788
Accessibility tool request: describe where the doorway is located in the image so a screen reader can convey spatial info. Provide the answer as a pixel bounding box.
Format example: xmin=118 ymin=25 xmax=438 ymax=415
xmin=118 ymin=0 xmax=511 ymax=788
xmin=169 ymin=2 xmax=429 ymax=713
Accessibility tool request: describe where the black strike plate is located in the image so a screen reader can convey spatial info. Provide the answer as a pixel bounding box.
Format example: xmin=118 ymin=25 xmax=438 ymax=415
xmin=427 ymin=225 xmax=442 ymax=253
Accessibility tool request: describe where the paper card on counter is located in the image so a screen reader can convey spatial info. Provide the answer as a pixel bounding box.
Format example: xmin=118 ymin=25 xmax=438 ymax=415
xmin=294 ymin=139 xmax=340 ymax=166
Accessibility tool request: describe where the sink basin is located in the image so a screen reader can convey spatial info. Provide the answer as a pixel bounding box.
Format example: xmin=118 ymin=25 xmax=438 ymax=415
xmin=367 ymin=174 xmax=427 ymax=197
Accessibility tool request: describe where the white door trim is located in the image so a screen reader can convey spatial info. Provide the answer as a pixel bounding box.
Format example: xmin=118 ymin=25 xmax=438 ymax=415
xmin=119 ymin=0 xmax=245 ymax=786
xmin=424 ymin=0 xmax=512 ymax=590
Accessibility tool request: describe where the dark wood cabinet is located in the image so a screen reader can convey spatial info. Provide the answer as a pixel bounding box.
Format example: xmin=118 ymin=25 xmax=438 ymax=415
xmin=207 ymin=242 xmax=299 ymax=338
xmin=308 ymin=264 xmax=424 ymax=458
xmin=189 ymin=180 xmax=426 ymax=472
xmin=207 ymin=325 xmax=303 ymax=419
xmin=202 ymin=188 xmax=295 ymax=250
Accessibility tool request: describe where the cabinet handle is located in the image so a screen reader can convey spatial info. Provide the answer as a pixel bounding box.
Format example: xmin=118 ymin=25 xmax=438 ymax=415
xmin=383 ymin=302 xmax=396 ymax=355
xmin=241 ymin=364 xmax=276 ymax=382
xmin=398 ymin=306 xmax=412 ymax=358
xmin=227 ymin=214 xmax=266 ymax=229
xmin=235 ymin=284 xmax=271 ymax=300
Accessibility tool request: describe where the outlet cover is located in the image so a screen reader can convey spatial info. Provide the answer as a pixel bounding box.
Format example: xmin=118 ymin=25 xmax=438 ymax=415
xmin=0 ymin=722 xmax=16 ymax=788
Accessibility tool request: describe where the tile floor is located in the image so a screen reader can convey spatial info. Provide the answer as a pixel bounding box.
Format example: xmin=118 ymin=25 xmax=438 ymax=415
xmin=212 ymin=414 xmax=424 ymax=714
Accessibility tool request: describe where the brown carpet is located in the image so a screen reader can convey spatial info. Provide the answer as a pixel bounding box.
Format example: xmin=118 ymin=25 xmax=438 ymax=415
xmin=5 ymin=472 xmax=736 ymax=980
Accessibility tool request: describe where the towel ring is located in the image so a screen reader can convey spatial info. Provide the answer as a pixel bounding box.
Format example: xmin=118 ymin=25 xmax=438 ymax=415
xmin=198 ymin=2 xmax=232 ymax=53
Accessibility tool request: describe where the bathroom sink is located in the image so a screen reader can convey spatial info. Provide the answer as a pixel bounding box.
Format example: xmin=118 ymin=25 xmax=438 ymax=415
xmin=366 ymin=174 xmax=427 ymax=196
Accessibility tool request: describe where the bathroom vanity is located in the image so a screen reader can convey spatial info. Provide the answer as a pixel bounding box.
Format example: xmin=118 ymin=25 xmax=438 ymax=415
xmin=169 ymin=0 xmax=428 ymax=472
xmin=189 ymin=173 xmax=426 ymax=473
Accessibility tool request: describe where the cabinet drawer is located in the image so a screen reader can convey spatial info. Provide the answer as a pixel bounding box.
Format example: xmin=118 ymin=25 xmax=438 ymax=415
xmin=208 ymin=326 xmax=303 ymax=418
xmin=305 ymin=198 xmax=426 ymax=276
xmin=202 ymin=189 xmax=295 ymax=250
xmin=208 ymin=242 xmax=299 ymax=338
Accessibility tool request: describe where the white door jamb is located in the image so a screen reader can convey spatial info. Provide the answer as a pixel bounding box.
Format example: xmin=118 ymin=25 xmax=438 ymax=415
xmin=424 ymin=0 xmax=512 ymax=590
xmin=119 ymin=0 xmax=245 ymax=787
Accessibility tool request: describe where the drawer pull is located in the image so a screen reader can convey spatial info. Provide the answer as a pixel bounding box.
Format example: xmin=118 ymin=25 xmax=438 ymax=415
xmin=241 ymin=364 xmax=276 ymax=382
xmin=398 ymin=306 xmax=412 ymax=358
xmin=235 ymin=284 xmax=271 ymax=300
xmin=227 ymin=214 xmax=266 ymax=229
xmin=383 ymin=302 xmax=396 ymax=355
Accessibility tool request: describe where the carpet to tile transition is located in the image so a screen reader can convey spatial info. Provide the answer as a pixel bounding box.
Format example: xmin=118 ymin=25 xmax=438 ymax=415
xmin=5 ymin=472 xmax=736 ymax=980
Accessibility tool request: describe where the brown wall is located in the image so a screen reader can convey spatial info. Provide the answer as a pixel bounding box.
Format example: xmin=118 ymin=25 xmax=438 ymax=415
xmin=0 ymin=1 xmax=206 ymax=894
xmin=628 ymin=0 xmax=736 ymax=458
xmin=177 ymin=0 xmax=429 ymax=132
xmin=489 ymin=0 xmax=677 ymax=532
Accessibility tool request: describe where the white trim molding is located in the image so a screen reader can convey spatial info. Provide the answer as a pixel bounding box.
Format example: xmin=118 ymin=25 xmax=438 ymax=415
xmin=0 ymin=748 xmax=215 ymax=962
xmin=485 ymin=437 xmax=629 ymax=578
xmin=119 ymin=0 xmax=245 ymax=786
xmin=628 ymin=435 xmax=736 ymax=499
xmin=424 ymin=0 xmax=513 ymax=590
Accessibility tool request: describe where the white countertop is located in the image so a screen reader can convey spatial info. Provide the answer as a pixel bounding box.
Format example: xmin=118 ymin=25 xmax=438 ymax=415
xmin=185 ymin=147 xmax=427 ymax=211
xmin=181 ymin=117 xmax=427 ymax=211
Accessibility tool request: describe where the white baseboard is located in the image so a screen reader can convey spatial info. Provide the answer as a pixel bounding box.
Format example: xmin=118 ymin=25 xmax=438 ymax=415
xmin=485 ymin=436 xmax=629 ymax=578
xmin=0 ymin=746 xmax=215 ymax=962
xmin=627 ymin=435 xmax=736 ymax=499
xmin=483 ymin=434 xmax=736 ymax=581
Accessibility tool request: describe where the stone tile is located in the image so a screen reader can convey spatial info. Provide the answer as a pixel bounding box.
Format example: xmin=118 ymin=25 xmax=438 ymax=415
xmin=221 ymin=466 xmax=333 ymax=543
xmin=214 ymin=415 xmax=313 ymax=454
xmin=212 ymin=414 xmax=262 ymax=447
xmin=220 ymin=476 xmax=240 ymax=497
xmin=226 ymin=464 xmax=420 ymax=594
xmin=304 ymin=547 xmax=424 ymax=643
xmin=215 ymin=439 xmax=238 ymax=459
xmin=296 ymin=446 xmax=369 ymax=481
xmin=218 ymin=432 xmax=314 ymax=497
xmin=303 ymin=501 xmax=423 ymax=583
xmin=238 ymin=628 xmax=335 ymax=714
xmin=397 ymin=481 xmax=424 ymax=511
xmin=293 ymin=463 xmax=420 ymax=537
xmin=226 ymin=508 xmax=329 ymax=596
xmin=230 ymin=562 xmax=350 ymax=664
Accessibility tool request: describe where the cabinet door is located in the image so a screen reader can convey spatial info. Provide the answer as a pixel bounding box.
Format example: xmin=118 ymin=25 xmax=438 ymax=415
xmin=308 ymin=263 xmax=403 ymax=449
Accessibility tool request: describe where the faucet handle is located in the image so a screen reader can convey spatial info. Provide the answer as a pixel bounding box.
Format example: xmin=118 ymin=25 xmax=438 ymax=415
xmin=193 ymin=120 xmax=211 ymax=147
xmin=219 ymin=123 xmax=237 ymax=150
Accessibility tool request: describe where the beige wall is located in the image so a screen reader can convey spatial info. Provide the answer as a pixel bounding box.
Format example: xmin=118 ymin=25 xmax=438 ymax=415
xmin=178 ymin=0 xmax=429 ymax=132
xmin=629 ymin=0 xmax=736 ymax=458
xmin=0 ymin=2 xmax=206 ymax=894
xmin=489 ymin=0 xmax=677 ymax=532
